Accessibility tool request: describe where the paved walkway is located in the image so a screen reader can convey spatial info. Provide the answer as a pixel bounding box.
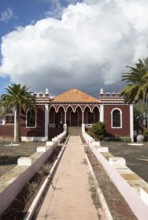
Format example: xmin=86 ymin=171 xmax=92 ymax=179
xmin=36 ymin=136 xmax=99 ymax=220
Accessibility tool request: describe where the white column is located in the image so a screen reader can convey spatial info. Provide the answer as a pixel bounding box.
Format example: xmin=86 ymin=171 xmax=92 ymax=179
xmin=130 ymin=104 xmax=134 ymax=142
xmin=2 ymin=118 xmax=6 ymax=125
xmin=64 ymin=111 xmax=66 ymax=125
xmin=14 ymin=108 xmax=17 ymax=141
xmin=82 ymin=110 xmax=84 ymax=124
xmin=100 ymin=104 xmax=104 ymax=122
xmin=45 ymin=104 xmax=49 ymax=141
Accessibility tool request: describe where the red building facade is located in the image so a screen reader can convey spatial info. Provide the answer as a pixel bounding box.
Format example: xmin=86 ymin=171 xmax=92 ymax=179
xmin=0 ymin=88 xmax=134 ymax=141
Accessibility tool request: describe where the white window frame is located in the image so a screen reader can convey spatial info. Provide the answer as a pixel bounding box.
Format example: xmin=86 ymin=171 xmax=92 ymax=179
xmin=111 ymin=108 xmax=122 ymax=128
xmin=0 ymin=117 xmax=3 ymax=124
xmin=26 ymin=108 xmax=37 ymax=128
xmin=5 ymin=114 xmax=14 ymax=124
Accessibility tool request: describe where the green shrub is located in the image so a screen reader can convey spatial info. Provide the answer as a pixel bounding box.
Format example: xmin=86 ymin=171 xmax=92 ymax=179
xmin=106 ymin=135 xmax=131 ymax=142
xmin=144 ymin=129 xmax=148 ymax=141
xmin=88 ymin=122 xmax=105 ymax=141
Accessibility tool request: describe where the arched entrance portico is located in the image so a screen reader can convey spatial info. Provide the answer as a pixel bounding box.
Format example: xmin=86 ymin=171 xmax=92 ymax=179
xmin=49 ymin=104 xmax=100 ymax=127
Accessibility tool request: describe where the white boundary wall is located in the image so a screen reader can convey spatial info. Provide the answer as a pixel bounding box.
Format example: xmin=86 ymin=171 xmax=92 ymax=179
xmin=82 ymin=125 xmax=148 ymax=220
xmin=0 ymin=127 xmax=67 ymax=215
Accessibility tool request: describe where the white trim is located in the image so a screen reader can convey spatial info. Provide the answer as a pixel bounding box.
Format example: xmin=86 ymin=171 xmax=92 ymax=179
xmin=92 ymin=105 xmax=100 ymax=111
xmin=82 ymin=110 xmax=84 ymax=124
xmin=75 ymin=105 xmax=83 ymax=112
xmin=45 ymin=104 xmax=49 ymax=141
xmin=66 ymin=105 xmax=75 ymax=112
xmin=49 ymin=105 xmax=57 ymax=112
xmin=64 ymin=111 xmax=66 ymax=124
xmin=57 ymin=105 xmax=65 ymax=112
xmin=84 ymin=105 xmax=92 ymax=112
xmin=100 ymin=104 xmax=104 ymax=122
xmin=111 ymin=108 xmax=122 ymax=128
xmin=0 ymin=117 xmax=5 ymax=125
xmin=21 ymin=136 xmax=47 ymax=142
xmin=130 ymin=104 xmax=134 ymax=142
xmin=14 ymin=108 xmax=17 ymax=141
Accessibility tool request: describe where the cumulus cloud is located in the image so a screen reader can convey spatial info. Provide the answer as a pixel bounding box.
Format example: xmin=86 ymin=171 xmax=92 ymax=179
xmin=0 ymin=8 xmax=14 ymax=23
xmin=0 ymin=0 xmax=148 ymax=96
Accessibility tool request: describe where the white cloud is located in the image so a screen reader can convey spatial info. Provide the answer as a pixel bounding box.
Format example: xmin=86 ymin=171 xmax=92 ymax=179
xmin=0 ymin=0 xmax=148 ymax=96
xmin=0 ymin=8 xmax=14 ymax=23
xmin=44 ymin=0 xmax=64 ymax=18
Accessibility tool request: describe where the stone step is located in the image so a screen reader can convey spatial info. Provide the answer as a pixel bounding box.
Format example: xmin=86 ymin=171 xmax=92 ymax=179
xmin=68 ymin=127 xmax=81 ymax=136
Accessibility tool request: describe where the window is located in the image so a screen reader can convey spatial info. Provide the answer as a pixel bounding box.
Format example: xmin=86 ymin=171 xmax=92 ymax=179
xmin=27 ymin=109 xmax=36 ymax=127
xmin=112 ymin=109 xmax=122 ymax=128
xmin=0 ymin=117 xmax=3 ymax=124
xmin=5 ymin=115 xmax=14 ymax=124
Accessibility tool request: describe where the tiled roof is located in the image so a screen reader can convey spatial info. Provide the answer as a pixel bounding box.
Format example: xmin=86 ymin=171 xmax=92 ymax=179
xmin=52 ymin=89 xmax=99 ymax=103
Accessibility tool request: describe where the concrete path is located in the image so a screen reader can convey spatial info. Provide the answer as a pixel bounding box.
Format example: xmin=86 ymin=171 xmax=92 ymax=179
xmin=36 ymin=136 xmax=99 ymax=220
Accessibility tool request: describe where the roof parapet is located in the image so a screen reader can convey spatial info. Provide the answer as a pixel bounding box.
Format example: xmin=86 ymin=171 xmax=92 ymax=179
xmin=32 ymin=88 xmax=49 ymax=97
xmin=100 ymin=88 xmax=104 ymax=96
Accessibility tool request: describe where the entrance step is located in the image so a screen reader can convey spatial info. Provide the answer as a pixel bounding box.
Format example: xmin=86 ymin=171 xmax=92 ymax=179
xmin=68 ymin=127 xmax=81 ymax=136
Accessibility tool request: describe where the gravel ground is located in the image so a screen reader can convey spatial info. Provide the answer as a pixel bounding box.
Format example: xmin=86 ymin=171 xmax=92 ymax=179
xmin=101 ymin=141 xmax=148 ymax=183
xmin=0 ymin=141 xmax=45 ymax=176
xmin=86 ymin=147 xmax=137 ymax=220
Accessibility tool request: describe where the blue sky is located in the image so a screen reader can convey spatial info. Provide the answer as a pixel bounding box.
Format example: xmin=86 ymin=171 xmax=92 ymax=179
xmin=0 ymin=0 xmax=74 ymax=94
xmin=0 ymin=0 xmax=148 ymax=97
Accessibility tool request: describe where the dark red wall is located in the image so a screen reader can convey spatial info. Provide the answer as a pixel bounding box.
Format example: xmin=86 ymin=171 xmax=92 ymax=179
xmin=0 ymin=125 xmax=14 ymax=137
xmin=104 ymin=105 xmax=130 ymax=137
xmin=48 ymin=127 xmax=63 ymax=140
xmin=20 ymin=105 xmax=45 ymax=137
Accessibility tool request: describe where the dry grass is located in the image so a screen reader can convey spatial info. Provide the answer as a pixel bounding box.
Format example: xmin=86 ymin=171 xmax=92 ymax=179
xmin=85 ymin=147 xmax=138 ymax=220
xmin=0 ymin=140 xmax=45 ymax=176
xmin=0 ymin=146 xmax=62 ymax=220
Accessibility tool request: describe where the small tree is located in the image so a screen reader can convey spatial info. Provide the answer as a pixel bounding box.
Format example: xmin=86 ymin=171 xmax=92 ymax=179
xmin=144 ymin=129 xmax=148 ymax=142
xmin=88 ymin=122 xmax=105 ymax=140
xmin=0 ymin=83 xmax=35 ymax=142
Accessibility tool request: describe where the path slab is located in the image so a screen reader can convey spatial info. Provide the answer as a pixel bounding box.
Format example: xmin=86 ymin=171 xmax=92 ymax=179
xmin=36 ymin=136 xmax=99 ymax=220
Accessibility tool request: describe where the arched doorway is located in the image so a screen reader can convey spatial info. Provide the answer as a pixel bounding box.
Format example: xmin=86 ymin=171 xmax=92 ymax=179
xmin=93 ymin=106 xmax=100 ymax=122
xmin=55 ymin=112 xmax=61 ymax=125
xmin=66 ymin=106 xmax=82 ymax=126
xmin=88 ymin=112 xmax=94 ymax=123
xmin=71 ymin=112 xmax=78 ymax=126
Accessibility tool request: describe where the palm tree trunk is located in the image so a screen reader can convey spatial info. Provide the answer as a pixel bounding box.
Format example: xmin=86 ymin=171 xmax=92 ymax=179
xmin=14 ymin=105 xmax=21 ymax=143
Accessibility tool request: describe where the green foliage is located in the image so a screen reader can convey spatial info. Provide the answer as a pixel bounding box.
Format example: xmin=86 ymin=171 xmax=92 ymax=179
xmin=0 ymin=83 xmax=35 ymax=115
xmin=134 ymin=101 xmax=147 ymax=115
xmin=144 ymin=129 xmax=148 ymax=137
xmin=88 ymin=122 xmax=105 ymax=140
xmin=105 ymin=135 xmax=131 ymax=142
xmin=120 ymin=58 xmax=148 ymax=104
xmin=0 ymin=83 xmax=35 ymax=142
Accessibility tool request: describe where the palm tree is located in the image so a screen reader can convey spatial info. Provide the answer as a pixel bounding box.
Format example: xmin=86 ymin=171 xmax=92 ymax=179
xmin=120 ymin=58 xmax=148 ymax=104
xmin=0 ymin=83 xmax=35 ymax=142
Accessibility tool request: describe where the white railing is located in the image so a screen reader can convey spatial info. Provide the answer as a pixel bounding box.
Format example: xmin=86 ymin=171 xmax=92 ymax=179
xmin=0 ymin=126 xmax=67 ymax=215
xmin=81 ymin=124 xmax=148 ymax=220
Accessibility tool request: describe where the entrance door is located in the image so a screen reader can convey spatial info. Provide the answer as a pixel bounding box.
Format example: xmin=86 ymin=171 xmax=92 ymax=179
xmin=88 ymin=112 xmax=94 ymax=123
xmin=71 ymin=112 xmax=78 ymax=126
xmin=55 ymin=112 xmax=61 ymax=125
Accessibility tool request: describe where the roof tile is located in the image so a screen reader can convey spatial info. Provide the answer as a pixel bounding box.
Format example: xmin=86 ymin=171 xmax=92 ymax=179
xmin=52 ymin=89 xmax=99 ymax=103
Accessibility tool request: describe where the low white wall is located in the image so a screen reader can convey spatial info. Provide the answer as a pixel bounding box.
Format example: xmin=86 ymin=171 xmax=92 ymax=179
xmin=0 ymin=125 xmax=68 ymax=215
xmin=82 ymin=126 xmax=148 ymax=220
xmin=0 ymin=142 xmax=57 ymax=215
xmin=21 ymin=136 xmax=48 ymax=142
